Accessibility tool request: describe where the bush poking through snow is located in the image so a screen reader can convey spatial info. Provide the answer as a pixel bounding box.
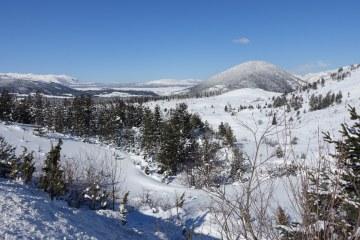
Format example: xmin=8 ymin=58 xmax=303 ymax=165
xmin=119 ymin=191 xmax=129 ymax=225
xmin=175 ymin=192 xmax=185 ymax=219
xmin=82 ymin=166 xmax=109 ymax=210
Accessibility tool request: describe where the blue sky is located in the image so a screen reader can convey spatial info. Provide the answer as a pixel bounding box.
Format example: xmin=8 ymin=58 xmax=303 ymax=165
xmin=0 ymin=0 xmax=359 ymax=83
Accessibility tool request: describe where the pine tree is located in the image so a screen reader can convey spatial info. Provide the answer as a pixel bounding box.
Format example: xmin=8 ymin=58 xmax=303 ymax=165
xmin=13 ymin=96 xmax=33 ymax=124
xmin=0 ymin=90 xmax=13 ymax=121
xmin=184 ymin=137 xmax=201 ymax=186
xmin=39 ymin=139 xmax=66 ymax=200
xmin=230 ymin=147 xmax=246 ymax=181
xmin=141 ymin=108 xmax=155 ymax=156
xmin=33 ymin=91 xmax=44 ymax=126
xmin=323 ymin=106 xmax=360 ymax=237
xmin=335 ymin=91 xmax=343 ymax=104
xmin=153 ymin=105 xmax=162 ymax=153
xmin=218 ymin=122 xmax=227 ymax=137
xmin=158 ymin=121 xmax=180 ymax=174
xmin=20 ymin=148 xmax=35 ymax=184
xmin=224 ymin=124 xmax=236 ymax=146
xmin=0 ymin=136 xmax=16 ymax=177
xmin=272 ymin=114 xmax=277 ymax=125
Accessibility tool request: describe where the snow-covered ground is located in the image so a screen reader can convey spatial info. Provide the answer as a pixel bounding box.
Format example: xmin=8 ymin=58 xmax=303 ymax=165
xmin=1 ymin=65 xmax=360 ymax=239
xmin=0 ymin=179 xmax=144 ymax=239
xmin=0 ymin=123 xmax=217 ymax=239
xmin=147 ymin=67 xmax=360 ymax=166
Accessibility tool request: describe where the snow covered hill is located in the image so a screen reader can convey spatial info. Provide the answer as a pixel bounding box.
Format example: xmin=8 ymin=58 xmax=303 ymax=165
xmin=0 ymin=73 xmax=81 ymax=96
xmin=149 ymin=63 xmax=360 ymax=168
xmin=191 ymin=61 xmax=302 ymax=94
xmin=0 ymin=73 xmax=78 ymax=86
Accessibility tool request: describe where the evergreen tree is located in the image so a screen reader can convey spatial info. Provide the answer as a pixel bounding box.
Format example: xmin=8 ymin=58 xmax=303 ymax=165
xmin=184 ymin=137 xmax=201 ymax=186
xmin=158 ymin=121 xmax=180 ymax=174
xmin=335 ymin=91 xmax=343 ymax=104
xmin=230 ymin=147 xmax=246 ymax=181
xmin=0 ymin=136 xmax=16 ymax=177
xmin=323 ymin=106 xmax=360 ymax=236
xmin=20 ymin=148 xmax=35 ymax=184
xmin=0 ymin=90 xmax=13 ymax=121
xmin=218 ymin=122 xmax=236 ymax=146
xmin=152 ymin=105 xmax=162 ymax=154
xmin=218 ymin=122 xmax=226 ymax=137
xmin=273 ymin=95 xmax=287 ymax=108
xmin=141 ymin=108 xmax=155 ymax=156
xmin=272 ymin=114 xmax=277 ymax=125
xmin=13 ymin=96 xmax=33 ymax=124
xmin=224 ymin=124 xmax=236 ymax=146
xmin=39 ymin=139 xmax=66 ymax=200
xmin=33 ymin=91 xmax=44 ymax=126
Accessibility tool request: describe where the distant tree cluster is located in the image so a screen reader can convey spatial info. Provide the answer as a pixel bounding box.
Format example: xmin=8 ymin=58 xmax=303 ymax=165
xmin=309 ymin=91 xmax=342 ymax=111
xmin=330 ymin=67 xmax=351 ymax=81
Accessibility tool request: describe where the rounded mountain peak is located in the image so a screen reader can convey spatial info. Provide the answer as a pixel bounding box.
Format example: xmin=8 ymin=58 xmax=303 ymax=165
xmin=192 ymin=61 xmax=300 ymax=94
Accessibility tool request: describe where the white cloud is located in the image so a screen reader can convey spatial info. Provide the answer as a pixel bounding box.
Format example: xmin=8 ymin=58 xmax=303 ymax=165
xmin=233 ymin=37 xmax=250 ymax=45
xmin=293 ymin=60 xmax=331 ymax=75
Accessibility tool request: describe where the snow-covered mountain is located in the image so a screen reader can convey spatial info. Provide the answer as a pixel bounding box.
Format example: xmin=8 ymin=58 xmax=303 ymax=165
xmin=0 ymin=73 xmax=80 ymax=96
xmin=0 ymin=73 xmax=78 ymax=86
xmin=191 ymin=61 xmax=302 ymax=94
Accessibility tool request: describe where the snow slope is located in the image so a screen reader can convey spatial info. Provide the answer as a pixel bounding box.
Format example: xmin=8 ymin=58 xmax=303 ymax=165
xmin=0 ymin=124 xmax=217 ymax=239
xmin=0 ymin=179 xmax=144 ymax=240
xmin=148 ymin=65 xmax=360 ymax=167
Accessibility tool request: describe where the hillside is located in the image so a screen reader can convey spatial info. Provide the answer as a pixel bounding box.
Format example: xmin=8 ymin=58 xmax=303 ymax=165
xmin=0 ymin=179 xmax=144 ymax=239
